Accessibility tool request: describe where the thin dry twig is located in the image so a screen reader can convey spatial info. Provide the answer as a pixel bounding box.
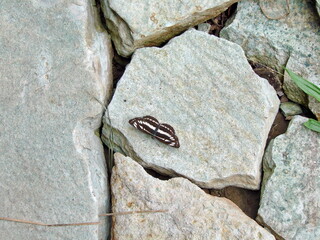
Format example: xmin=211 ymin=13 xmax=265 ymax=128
xmin=99 ymin=209 xmax=168 ymax=217
xmin=0 ymin=210 xmax=168 ymax=226
xmin=259 ymin=0 xmax=290 ymax=20
xmin=0 ymin=217 xmax=100 ymax=227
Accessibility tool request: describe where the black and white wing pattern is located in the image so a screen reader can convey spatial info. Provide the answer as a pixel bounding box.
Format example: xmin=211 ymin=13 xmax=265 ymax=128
xmin=129 ymin=115 xmax=180 ymax=148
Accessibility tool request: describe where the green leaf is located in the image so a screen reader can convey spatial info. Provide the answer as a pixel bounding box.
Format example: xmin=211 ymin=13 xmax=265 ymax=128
xmin=303 ymin=119 xmax=320 ymax=133
xmin=284 ymin=67 xmax=320 ymax=102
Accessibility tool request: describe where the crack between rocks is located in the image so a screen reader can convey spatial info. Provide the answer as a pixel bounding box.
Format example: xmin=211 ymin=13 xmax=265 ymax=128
xmin=93 ymin=0 xmax=108 ymax=31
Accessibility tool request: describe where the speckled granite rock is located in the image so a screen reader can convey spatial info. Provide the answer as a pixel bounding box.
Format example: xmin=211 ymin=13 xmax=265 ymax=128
xmin=283 ymin=54 xmax=320 ymax=120
xmin=102 ymin=29 xmax=279 ymax=190
xmin=0 ymin=1 xmax=112 ymax=239
xmin=111 ymin=153 xmax=275 ymax=240
xmin=257 ymin=116 xmax=320 ymax=240
xmin=221 ymin=0 xmax=320 ymax=119
xmin=101 ymin=0 xmax=239 ymax=56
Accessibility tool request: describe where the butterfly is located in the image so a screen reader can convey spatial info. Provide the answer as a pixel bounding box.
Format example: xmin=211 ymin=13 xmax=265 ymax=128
xmin=129 ymin=115 xmax=180 ymax=148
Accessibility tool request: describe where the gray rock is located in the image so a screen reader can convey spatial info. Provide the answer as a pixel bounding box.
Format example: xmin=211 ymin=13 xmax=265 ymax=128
xmin=196 ymin=23 xmax=211 ymax=33
xmin=0 ymin=1 xmax=112 ymax=239
xmin=221 ymin=0 xmax=320 ymax=119
xmin=111 ymin=153 xmax=275 ymax=240
xmin=101 ymin=0 xmax=239 ymax=57
xmin=280 ymin=102 xmax=303 ymax=118
xmin=283 ymin=54 xmax=320 ymax=120
xmin=317 ymin=0 xmax=320 ymax=17
xmin=257 ymin=116 xmax=320 ymax=240
xmin=102 ymin=29 xmax=279 ymax=189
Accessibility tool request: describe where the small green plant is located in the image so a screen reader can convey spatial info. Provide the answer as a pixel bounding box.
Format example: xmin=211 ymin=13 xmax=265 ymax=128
xmin=284 ymin=67 xmax=320 ymax=133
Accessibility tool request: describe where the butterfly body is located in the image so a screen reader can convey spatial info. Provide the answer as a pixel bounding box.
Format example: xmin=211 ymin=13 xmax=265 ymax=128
xmin=129 ymin=116 xmax=180 ymax=148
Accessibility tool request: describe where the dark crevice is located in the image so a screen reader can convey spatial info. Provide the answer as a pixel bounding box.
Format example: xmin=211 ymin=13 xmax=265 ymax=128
xmin=209 ymin=186 xmax=260 ymax=219
xmin=145 ymin=168 xmax=172 ymax=181
xmin=93 ymin=1 xmax=118 ymax=239
xmin=194 ymin=3 xmax=237 ymax=36
xmin=94 ymin=0 xmax=108 ymax=31
xmin=112 ymin=50 xmax=131 ymax=90
xmin=94 ymin=0 xmax=131 ymax=97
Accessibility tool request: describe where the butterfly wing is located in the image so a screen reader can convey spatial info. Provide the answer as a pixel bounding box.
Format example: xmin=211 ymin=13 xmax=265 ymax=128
xmin=154 ymin=123 xmax=180 ymax=148
xmin=129 ymin=116 xmax=180 ymax=148
xmin=142 ymin=116 xmax=159 ymax=125
xmin=129 ymin=116 xmax=159 ymax=136
xmin=159 ymin=123 xmax=176 ymax=135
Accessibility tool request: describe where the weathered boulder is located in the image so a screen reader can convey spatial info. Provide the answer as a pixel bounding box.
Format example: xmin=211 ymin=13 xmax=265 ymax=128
xmin=102 ymin=29 xmax=279 ymax=189
xmin=257 ymin=116 xmax=320 ymax=239
xmin=101 ymin=0 xmax=239 ymax=56
xmin=221 ymin=0 xmax=320 ymax=119
xmin=0 ymin=1 xmax=112 ymax=239
xmin=111 ymin=153 xmax=275 ymax=240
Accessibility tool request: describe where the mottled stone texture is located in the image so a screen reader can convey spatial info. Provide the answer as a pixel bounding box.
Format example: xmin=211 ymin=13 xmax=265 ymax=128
xmin=221 ymin=0 xmax=320 ymax=119
xmin=111 ymin=153 xmax=275 ymax=240
xmin=101 ymin=0 xmax=238 ymax=56
xmin=102 ymin=29 xmax=279 ymax=189
xmin=258 ymin=116 xmax=320 ymax=240
xmin=0 ymin=1 xmax=112 ymax=239
xmin=280 ymin=102 xmax=303 ymax=119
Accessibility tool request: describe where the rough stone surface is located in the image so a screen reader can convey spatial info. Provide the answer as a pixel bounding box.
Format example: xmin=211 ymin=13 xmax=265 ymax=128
xmin=0 ymin=1 xmax=112 ymax=239
xmin=221 ymin=0 xmax=320 ymax=119
xmin=101 ymin=0 xmax=238 ymax=56
xmin=102 ymin=29 xmax=279 ymax=189
xmin=196 ymin=23 xmax=211 ymax=33
xmin=111 ymin=153 xmax=275 ymax=240
xmin=280 ymin=102 xmax=303 ymax=118
xmin=283 ymin=55 xmax=320 ymax=120
xmin=257 ymin=116 xmax=320 ymax=240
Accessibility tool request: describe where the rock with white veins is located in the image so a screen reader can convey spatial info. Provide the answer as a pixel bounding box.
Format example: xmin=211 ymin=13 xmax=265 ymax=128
xmin=0 ymin=1 xmax=112 ymax=239
xmin=111 ymin=153 xmax=275 ymax=240
xmin=101 ymin=0 xmax=239 ymax=57
xmin=220 ymin=0 xmax=320 ymax=119
xmin=257 ymin=116 xmax=320 ymax=240
xmin=102 ymin=29 xmax=279 ymax=189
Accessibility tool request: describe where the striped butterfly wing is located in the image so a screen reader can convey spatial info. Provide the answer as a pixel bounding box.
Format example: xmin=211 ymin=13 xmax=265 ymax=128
xmin=129 ymin=115 xmax=159 ymax=136
xmin=160 ymin=123 xmax=176 ymax=134
xmin=154 ymin=123 xmax=180 ymax=148
xmin=129 ymin=116 xmax=180 ymax=148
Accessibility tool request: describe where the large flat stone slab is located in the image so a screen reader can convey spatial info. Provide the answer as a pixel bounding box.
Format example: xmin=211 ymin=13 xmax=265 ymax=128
xmin=102 ymin=29 xmax=279 ymax=189
xmin=257 ymin=116 xmax=320 ymax=239
xmin=111 ymin=153 xmax=275 ymax=240
xmin=221 ymin=0 xmax=320 ymax=119
xmin=0 ymin=1 xmax=112 ymax=239
xmin=101 ymin=0 xmax=239 ymax=56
